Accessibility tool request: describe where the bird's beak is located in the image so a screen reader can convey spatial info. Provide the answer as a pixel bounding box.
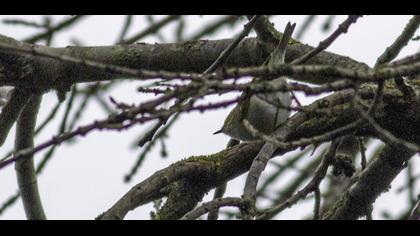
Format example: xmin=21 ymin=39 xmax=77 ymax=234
xmin=213 ymin=130 xmax=223 ymax=135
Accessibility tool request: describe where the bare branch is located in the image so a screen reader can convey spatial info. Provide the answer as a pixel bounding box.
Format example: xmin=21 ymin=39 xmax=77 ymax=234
xmin=14 ymin=95 xmax=46 ymax=220
xmin=0 ymin=88 xmax=32 ymax=147
xmin=181 ymin=197 xmax=244 ymax=220
xmin=257 ymin=140 xmax=340 ymax=219
xmin=323 ymin=145 xmax=415 ymax=220
xmin=292 ymin=15 xmax=362 ymax=65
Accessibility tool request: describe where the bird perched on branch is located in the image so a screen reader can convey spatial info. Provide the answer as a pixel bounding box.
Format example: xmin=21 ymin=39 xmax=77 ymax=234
xmin=214 ymin=22 xmax=295 ymax=142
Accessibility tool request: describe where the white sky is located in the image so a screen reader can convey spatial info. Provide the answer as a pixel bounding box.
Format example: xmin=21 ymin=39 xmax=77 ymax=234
xmin=0 ymin=15 xmax=419 ymax=220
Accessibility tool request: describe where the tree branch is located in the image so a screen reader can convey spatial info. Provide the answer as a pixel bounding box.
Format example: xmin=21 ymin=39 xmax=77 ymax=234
xmin=0 ymin=88 xmax=32 ymax=147
xmin=323 ymin=144 xmax=415 ymax=220
xmin=14 ymin=95 xmax=46 ymax=220
xmin=0 ymin=34 xmax=370 ymax=89
xmin=257 ymin=140 xmax=340 ymax=219
xmin=98 ymin=85 xmax=420 ymax=220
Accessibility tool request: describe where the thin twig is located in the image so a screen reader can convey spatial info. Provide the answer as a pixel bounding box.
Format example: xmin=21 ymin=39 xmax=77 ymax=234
xmin=291 ymin=15 xmax=362 ymax=65
xmin=370 ymin=15 xmax=420 ymax=116
xmin=257 ymin=140 xmax=340 ymax=219
xmin=188 ymin=15 xmax=239 ymax=41
xmin=181 ymin=197 xmax=244 ymax=220
xmin=116 ymin=15 xmax=133 ymax=43
xmin=409 ymin=195 xmax=420 ymax=220
xmin=203 ymin=15 xmax=261 ymax=75
xmin=23 ymin=15 xmax=87 ymax=44
xmin=295 ymin=15 xmax=317 ymax=40
xmin=118 ymin=15 xmax=181 ymax=44
xmin=313 ymin=187 xmax=321 ymax=220
xmin=358 ymin=137 xmax=367 ymax=170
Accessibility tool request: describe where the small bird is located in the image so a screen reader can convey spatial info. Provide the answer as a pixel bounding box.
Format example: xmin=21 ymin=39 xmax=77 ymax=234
xmin=214 ymin=22 xmax=296 ymax=142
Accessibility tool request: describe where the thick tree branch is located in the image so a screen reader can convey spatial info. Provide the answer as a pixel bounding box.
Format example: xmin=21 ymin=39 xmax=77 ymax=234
xmin=323 ymin=144 xmax=415 ymax=220
xmin=0 ymin=34 xmax=369 ymax=89
xmin=99 ymin=85 xmax=420 ymax=219
xmin=14 ymin=95 xmax=46 ymax=220
xmin=153 ymin=179 xmax=207 ymax=220
xmin=0 ymin=88 xmax=32 ymax=147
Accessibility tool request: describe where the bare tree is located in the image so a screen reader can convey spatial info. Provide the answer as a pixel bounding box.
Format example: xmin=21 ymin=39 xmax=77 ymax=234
xmin=0 ymin=15 xmax=419 ymax=220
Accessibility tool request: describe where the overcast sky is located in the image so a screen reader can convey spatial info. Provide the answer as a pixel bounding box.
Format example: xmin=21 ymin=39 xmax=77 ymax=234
xmin=0 ymin=15 xmax=419 ymax=220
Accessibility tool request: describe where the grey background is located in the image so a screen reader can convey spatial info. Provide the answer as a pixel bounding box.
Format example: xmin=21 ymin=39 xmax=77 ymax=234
xmin=0 ymin=15 xmax=418 ymax=219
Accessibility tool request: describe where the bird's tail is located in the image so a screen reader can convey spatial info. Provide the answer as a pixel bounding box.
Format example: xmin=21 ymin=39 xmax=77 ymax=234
xmin=269 ymin=22 xmax=296 ymax=66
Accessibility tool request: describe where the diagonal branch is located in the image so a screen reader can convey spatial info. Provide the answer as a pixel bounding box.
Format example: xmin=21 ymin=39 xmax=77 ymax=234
xmin=323 ymin=144 xmax=415 ymax=220
xmin=23 ymin=15 xmax=88 ymax=44
xmin=291 ymin=15 xmax=362 ymax=65
xmin=257 ymin=140 xmax=340 ymax=219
